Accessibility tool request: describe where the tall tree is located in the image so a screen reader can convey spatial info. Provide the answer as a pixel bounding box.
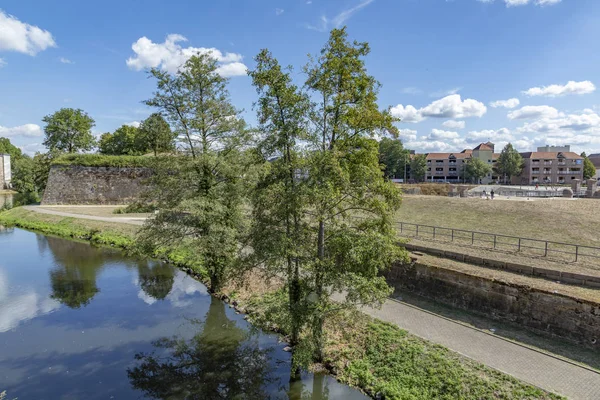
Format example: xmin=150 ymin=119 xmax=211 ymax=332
xmin=581 ymin=152 xmax=596 ymax=180
xmin=496 ymin=143 xmax=523 ymax=183
xmin=139 ymin=53 xmax=249 ymax=292
xmin=247 ymin=49 xmax=311 ymax=352
xmin=409 ymin=154 xmax=427 ymax=182
xmin=137 ymin=113 xmax=176 ymax=156
xmin=303 ymin=27 xmax=407 ymax=361
xmin=379 ymin=137 xmax=409 ymax=180
xmin=465 ymin=157 xmax=492 ymax=184
xmin=98 ymin=125 xmax=142 ymax=155
xmin=42 ymin=108 xmax=96 ymax=153
xmin=0 ymin=137 xmax=24 ymax=161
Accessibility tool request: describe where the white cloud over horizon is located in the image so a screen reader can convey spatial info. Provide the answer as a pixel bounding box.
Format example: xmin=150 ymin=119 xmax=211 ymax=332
xmin=0 ymin=10 xmax=56 ymax=56
xmin=490 ymin=98 xmax=520 ymax=109
xmin=507 ymin=105 xmax=562 ymax=120
xmin=0 ymin=123 xmax=43 ymax=138
xmin=523 ymin=80 xmax=595 ymax=97
xmin=442 ymin=120 xmax=466 ymax=129
xmin=306 ymin=0 xmax=374 ymax=32
xmin=392 ymin=94 xmax=487 ymax=123
xmin=126 ymin=34 xmax=247 ymax=77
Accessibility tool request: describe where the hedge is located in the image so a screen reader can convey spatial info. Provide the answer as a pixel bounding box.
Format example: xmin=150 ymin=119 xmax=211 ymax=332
xmin=52 ymin=154 xmax=155 ymax=168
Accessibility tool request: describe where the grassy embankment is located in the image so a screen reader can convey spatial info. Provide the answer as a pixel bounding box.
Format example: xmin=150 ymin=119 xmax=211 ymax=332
xmin=0 ymin=207 xmax=563 ymax=400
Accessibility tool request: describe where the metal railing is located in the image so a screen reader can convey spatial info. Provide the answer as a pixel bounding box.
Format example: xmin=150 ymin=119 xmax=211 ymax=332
xmin=397 ymin=222 xmax=600 ymax=263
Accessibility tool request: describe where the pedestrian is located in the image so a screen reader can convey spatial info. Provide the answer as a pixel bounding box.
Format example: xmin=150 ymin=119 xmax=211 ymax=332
xmin=482 ymin=190 xmax=486 ymax=199
xmin=491 ymin=189 xmax=495 ymax=200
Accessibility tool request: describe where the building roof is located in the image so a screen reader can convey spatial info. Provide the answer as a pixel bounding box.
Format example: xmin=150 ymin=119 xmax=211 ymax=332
xmin=460 ymin=149 xmax=473 ymax=154
xmin=520 ymin=151 xmax=583 ymax=160
xmin=473 ymin=143 xmax=493 ymax=151
xmin=493 ymin=153 xmax=500 ymax=160
xmin=426 ymin=152 xmax=471 ymax=160
xmin=589 ymin=157 xmax=600 ymax=168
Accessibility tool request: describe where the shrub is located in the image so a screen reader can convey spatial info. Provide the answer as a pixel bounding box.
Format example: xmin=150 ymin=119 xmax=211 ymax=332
xmin=52 ymin=154 xmax=155 ymax=168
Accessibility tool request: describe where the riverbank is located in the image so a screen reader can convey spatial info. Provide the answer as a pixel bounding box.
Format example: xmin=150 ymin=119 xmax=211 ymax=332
xmin=0 ymin=207 xmax=564 ymax=399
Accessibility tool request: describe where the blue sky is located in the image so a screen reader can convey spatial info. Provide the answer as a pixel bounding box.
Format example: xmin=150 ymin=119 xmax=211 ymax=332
xmin=1 ymin=0 xmax=599 ymax=155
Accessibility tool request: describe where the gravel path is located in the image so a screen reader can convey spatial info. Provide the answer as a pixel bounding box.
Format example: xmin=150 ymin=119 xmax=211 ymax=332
xmin=23 ymin=205 xmax=145 ymax=226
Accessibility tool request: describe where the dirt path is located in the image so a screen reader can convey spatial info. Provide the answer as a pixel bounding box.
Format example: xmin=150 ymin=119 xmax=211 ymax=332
xmin=23 ymin=205 xmax=145 ymax=226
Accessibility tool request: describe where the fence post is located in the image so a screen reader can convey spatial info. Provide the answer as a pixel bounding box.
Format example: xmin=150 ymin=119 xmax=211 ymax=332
xmin=518 ymin=238 xmax=521 ymax=252
xmin=451 ymin=229 xmax=454 ymax=242
xmin=575 ymin=246 xmax=579 ymax=262
xmin=471 ymin=231 xmax=474 ymax=245
xmin=416 ymin=224 xmax=419 ymax=237
xmin=494 ymin=235 xmax=497 ymax=249
xmin=433 ymin=226 xmax=436 ymax=239
xmin=544 ymin=241 xmax=548 ymax=257
xmin=400 ymin=222 xmax=403 ymax=233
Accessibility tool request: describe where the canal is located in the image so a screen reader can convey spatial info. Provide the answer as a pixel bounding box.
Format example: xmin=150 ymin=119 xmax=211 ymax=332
xmin=0 ymin=227 xmax=367 ymax=399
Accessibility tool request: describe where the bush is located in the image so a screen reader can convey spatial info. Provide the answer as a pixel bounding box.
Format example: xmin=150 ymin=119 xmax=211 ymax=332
xmin=113 ymin=202 xmax=157 ymax=214
xmin=52 ymin=154 xmax=155 ymax=168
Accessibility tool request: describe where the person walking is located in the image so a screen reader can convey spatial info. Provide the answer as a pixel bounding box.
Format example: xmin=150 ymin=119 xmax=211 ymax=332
xmin=491 ymin=189 xmax=495 ymax=200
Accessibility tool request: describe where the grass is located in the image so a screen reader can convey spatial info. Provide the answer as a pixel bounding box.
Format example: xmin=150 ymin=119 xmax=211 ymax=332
xmin=0 ymin=206 xmax=566 ymax=400
xmin=243 ymin=290 xmax=563 ymax=400
xmin=52 ymin=153 xmax=154 ymax=168
xmin=396 ymin=195 xmax=600 ymax=247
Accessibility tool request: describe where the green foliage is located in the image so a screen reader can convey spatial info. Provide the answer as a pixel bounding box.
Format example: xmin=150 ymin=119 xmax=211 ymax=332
xmin=409 ymin=154 xmax=427 ymax=182
xmin=98 ymin=125 xmax=144 ymax=155
xmin=113 ymin=202 xmax=157 ymax=214
xmin=379 ymin=137 xmax=409 ymax=179
xmin=496 ymin=143 xmax=523 ymax=181
xmin=582 ymin=153 xmax=596 ymax=180
xmin=464 ymin=157 xmax=493 ymax=183
xmin=10 ymin=150 xmax=59 ymax=203
xmin=52 ymin=153 xmax=153 ymax=168
xmin=140 ymin=53 xmax=250 ymax=292
xmin=145 ymin=53 xmax=247 ymax=157
xmin=0 ymin=137 xmax=24 ymax=161
xmin=42 ymin=108 xmax=96 ymax=153
xmin=138 ymin=113 xmax=176 ymax=156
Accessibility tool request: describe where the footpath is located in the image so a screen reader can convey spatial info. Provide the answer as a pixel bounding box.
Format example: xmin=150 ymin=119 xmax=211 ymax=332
xmin=23 ymin=205 xmax=600 ymax=399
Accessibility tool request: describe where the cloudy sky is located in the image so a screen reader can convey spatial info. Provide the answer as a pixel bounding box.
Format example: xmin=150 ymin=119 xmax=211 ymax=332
xmin=1 ymin=0 xmax=599 ymax=155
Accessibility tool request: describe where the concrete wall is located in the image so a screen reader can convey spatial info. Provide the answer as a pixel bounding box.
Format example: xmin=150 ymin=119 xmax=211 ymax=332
xmin=42 ymin=165 xmax=151 ymax=205
xmin=386 ymin=261 xmax=600 ymax=349
xmin=0 ymin=153 xmax=10 ymax=189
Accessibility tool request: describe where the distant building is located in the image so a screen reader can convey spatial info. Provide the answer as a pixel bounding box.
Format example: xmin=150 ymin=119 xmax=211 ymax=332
xmin=420 ymin=142 xmax=498 ymax=184
xmin=513 ymin=151 xmax=584 ymax=185
xmin=0 ymin=153 xmax=11 ymax=189
xmin=537 ymin=145 xmax=571 ymax=153
xmin=589 ymin=154 xmax=600 ymax=180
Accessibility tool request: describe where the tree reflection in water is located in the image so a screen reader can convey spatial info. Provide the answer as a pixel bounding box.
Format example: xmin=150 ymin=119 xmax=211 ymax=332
xmin=43 ymin=235 xmax=176 ymax=308
xmin=128 ymin=296 xmax=274 ymax=399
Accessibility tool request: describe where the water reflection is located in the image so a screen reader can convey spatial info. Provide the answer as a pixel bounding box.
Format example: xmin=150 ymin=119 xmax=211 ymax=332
xmin=136 ymin=262 xmax=175 ymax=301
xmin=128 ymin=296 xmax=274 ymax=399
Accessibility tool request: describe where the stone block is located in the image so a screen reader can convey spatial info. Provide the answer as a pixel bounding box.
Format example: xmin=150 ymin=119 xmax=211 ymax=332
xmin=505 ymin=263 xmax=534 ymax=275
xmin=533 ymin=267 xmax=561 ymax=279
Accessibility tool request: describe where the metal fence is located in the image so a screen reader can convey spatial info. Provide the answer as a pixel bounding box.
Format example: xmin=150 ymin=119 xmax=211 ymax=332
xmin=397 ymin=222 xmax=600 ymax=263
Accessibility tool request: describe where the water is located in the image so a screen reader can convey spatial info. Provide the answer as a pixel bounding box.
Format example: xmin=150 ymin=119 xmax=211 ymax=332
xmin=0 ymin=228 xmax=367 ymax=400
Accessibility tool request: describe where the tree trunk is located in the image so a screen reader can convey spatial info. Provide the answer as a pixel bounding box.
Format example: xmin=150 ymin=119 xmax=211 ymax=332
xmin=313 ymin=220 xmax=325 ymax=362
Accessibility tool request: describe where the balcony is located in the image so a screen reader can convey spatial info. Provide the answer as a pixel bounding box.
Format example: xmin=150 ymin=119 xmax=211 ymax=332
xmin=544 ymin=161 xmax=553 ymax=166
xmin=558 ymin=171 xmax=582 ymax=175
xmin=557 ymin=161 xmax=566 ymax=166
xmin=531 ymin=162 xmax=540 ymax=166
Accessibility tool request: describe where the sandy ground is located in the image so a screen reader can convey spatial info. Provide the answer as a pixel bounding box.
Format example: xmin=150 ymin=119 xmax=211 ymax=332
xmin=38 ymin=205 xmax=151 ymax=219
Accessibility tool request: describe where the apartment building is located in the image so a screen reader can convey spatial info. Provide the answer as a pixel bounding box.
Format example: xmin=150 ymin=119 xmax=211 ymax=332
xmin=589 ymin=153 xmax=600 ymax=180
xmin=513 ymin=150 xmax=584 ymax=185
xmin=423 ymin=142 xmax=498 ymax=183
xmin=0 ymin=153 xmax=11 ymax=189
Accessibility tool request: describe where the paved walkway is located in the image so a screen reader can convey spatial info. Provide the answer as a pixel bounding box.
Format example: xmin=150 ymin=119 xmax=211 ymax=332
xmin=23 ymin=205 xmax=145 ymax=226
xmin=23 ymin=205 xmax=600 ymax=399
xmin=351 ymin=296 xmax=600 ymax=400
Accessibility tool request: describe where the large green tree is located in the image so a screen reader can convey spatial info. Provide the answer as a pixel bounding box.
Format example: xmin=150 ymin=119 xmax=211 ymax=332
xmin=137 ymin=113 xmax=176 ymax=156
xmin=11 ymin=151 xmax=58 ymax=203
xmin=98 ymin=125 xmax=143 ymax=155
xmin=465 ymin=157 xmax=492 ymax=184
xmin=409 ymin=154 xmax=427 ymax=182
xmin=139 ymin=53 xmax=249 ymax=292
xmin=303 ymin=28 xmax=407 ymax=361
xmin=379 ymin=137 xmax=409 ymax=180
xmin=42 ymin=108 xmax=96 ymax=153
xmin=0 ymin=137 xmax=24 ymax=161
xmin=581 ymin=152 xmax=597 ymax=180
xmin=496 ymin=143 xmax=523 ymax=183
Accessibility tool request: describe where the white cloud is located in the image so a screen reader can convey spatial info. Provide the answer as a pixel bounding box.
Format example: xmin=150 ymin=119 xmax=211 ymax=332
xmin=0 ymin=10 xmax=56 ymax=56
xmin=420 ymin=95 xmax=487 ymax=119
xmin=392 ymin=95 xmax=487 ymax=124
xmin=517 ymin=111 xmax=600 ymax=134
xmin=125 ymin=121 xmax=141 ymax=128
xmin=507 ymin=105 xmax=561 ymax=120
xmin=505 ymin=0 xmax=530 ymax=6
xmin=478 ymin=0 xmax=561 ymax=6
xmin=0 ymin=123 xmax=43 ymax=138
xmin=0 ymin=58 xmax=5 ymax=67
xmin=442 ymin=120 xmax=466 ymax=129
xmin=490 ymin=98 xmax=520 ymax=109
xmin=523 ymin=80 xmax=595 ymax=97
xmin=427 ymin=129 xmax=460 ymax=140
xmin=466 ymin=128 xmax=513 ymax=142
xmin=20 ymin=142 xmax=46 ymax=156
xmin=275 ymin=8 xmax=284 ymax=15
xmin=306 ymin=0 xmax=374 ymax=31
xmin=430 ymin=87 xmax=462 ymax=98
xmin=401 ymin=87 xmax=422 ymax=95
xmin=398 ymin=129 xmax=417 ymax=142
xmin=126 ymin=34 xmax=247 ymax=76
xmin=535 ymin=0 xmax=561 ymax=5
xmin=390 ymin=104 xmax=424 ymax=123
xmin=59 ymin=57 xmax=73 ymax=64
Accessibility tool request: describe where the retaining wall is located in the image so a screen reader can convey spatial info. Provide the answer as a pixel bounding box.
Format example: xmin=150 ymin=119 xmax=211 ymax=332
xmin=42 ymin=165 xmax=151 ymax=205
xmin=386 ymin=260 xmax=600 ymax=349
